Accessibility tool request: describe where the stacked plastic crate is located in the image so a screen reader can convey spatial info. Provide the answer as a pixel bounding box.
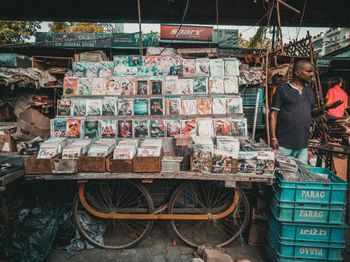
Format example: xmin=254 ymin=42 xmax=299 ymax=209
xmin=267 ymin=167 xmax=347 ymax=262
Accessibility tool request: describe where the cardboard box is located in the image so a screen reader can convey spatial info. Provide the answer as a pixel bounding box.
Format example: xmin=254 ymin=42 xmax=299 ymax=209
xmin=0 ymin=134 xmax=16 ymax=152
xmin=14 ymin=109 xmax=50 ymax=140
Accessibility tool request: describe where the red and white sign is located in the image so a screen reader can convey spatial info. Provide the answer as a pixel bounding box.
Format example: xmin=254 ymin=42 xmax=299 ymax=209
xmin=161 ymin=25 xmax=213 ymax=41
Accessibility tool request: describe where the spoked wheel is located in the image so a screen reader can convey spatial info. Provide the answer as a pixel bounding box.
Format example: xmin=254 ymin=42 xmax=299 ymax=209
xmin=73 ymin=180 xmax=154 ymax=249
xmin=168 ymin=181 xmax=250 ymax=247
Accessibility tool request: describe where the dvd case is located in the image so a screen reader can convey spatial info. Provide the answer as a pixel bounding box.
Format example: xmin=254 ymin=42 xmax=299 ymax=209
xmin=226 ymin=96 xmax=243 ymax=114
xmin=181 ymin=98 xmax=197 ymax=115
xmin=134 ymin=99 xmax=149 ymax=115
xmin=100 ymin=120 xmax=117 ymax=138
xmin=214 ymin=119 xmax=232 ymax=136
xmin=50 ymin=118 xmax=67 ymax=138
xmin=84 ymin=120 xmax=100 ymax=139
xmin=86 ymin=99 xmax=102 ymax=116
xmin=66 ymin=119 xmax=81 ymax=138
xmin=150 ymin=78 xmax=163 ymax=95
xmin=134 ymin=120 xmax=150 ymax=138
xmin=57 ymin=99 xmax=72 ymax=117
xmin=164 ymin=76 xmax=179 ymax=94
xmin=208 ymin=77 xmax=224 ymax=94
xmin=150 ymin=120 xmax=166 ymax=137
xmin=118 ymin=120 xmax=133 ymax=138
xmin=195 ymin=58 xmax=210 ymax=77
xmin=150 ymin=98 xmax=165 ymax=115
xmin=181 ymin=119 xmax=197 ymax=136
xmin=209 ymin=59 xmax=224 ymax=77
xmin=136 ymin=78 xmax=149 ymax=95
xmin=182 ymin=59 xmax=196 ymax=77
xmin=92 ymin=78 xmax=107 ymax=96
xmin=193 ymin=77 xmax=208 ymax=94
xmin=63 ymin=77 xmax=78 ymax=96
xmin=223 ymin=76 xmax=239 ymax=94
xmin=212 ymin=96 xmax=227 ymax=115
xmin=166 ymin=97 xmax=181 ymax=115
xmin=167 ymin=120 xmax=181 ymax=137
xmin=196 ymin=97 xmax=212 ymax=115
xmin=78 ymin=78 xmax=93 ymax=96
xmin=178 ymin=78 xmax=193 ymax=95
xmin=102 ymin=98 xmax=117 ymax=116
xmin=73 ymin=99 xmax=86 ymax=116
xmin=118 ymin=99 xmax=133 ymax=115
xmin=98 ymin=62 xmax=114 ymax=78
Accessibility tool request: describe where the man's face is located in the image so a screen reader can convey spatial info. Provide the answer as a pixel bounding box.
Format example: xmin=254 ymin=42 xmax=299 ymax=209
xmin=296 ymin=63 xmax=314 ymax=83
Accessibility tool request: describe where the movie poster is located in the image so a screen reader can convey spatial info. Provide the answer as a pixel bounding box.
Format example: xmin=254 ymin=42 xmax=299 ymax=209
xmin=166 ymin=97 xmax=181 ymax=115
xmin=57 ymin=99 xmax=72 ymax=117
xmin=150 ymin=98 xmax=164 ymax=115
xmin=100 ymin=120 xmax=117 ymax=138
xmin=150 ymin=120 xmax=166 ymax=137
xmin=66 ymin=119 xmax=81 ymax=138
xmin=133 ymin=120 xmax=150 ymax=138
xmin=78 ymin=78 xmax=93 ymax=96
xmin=118 ymin=99 xmax=133 ymax=115
xmin=196 ymin=97 xmax=212 ymax=115
xmin=134 ymin=99 xmax=149 ymax=115
xmin=181 ymin=119 xmax=197 ymax=136
xmin=63 ymin=77 xmax=78 ymax=96
xmin=193 ymin=77 xmax=208 ymax=94
xmin=92 ymin=78 xmax=107 ymax=96
xmin=102 ymin=98 xmax=117 ymax=116
xmin=84 ymin=120 xmax=100 ymax=139
xmin=86 ymin=99 xmax=102 ymax=116
xmin=50 ymin=118 xmax=67 ymax=138
xmin=118 ymin=120 xmax=133 ymax=138
xmin=167 ymin=120 xmax=181 ymax=137
xmin=73 ymin=99 xmax=86 ymax=116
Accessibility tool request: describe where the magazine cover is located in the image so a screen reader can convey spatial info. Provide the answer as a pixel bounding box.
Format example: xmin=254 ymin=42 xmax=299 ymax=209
xmin=102 ymin=98 xmax=117 ymax=116
xmin=195 ymin=58 xmax=210 ymax=77
xmin=223 ymin=76 xmax=239 ymax=94
xmin=178 ymin=78 xmax=193 ymax=95
xmin=72 ymin=62 xmax=86 ymax=77
xmin=106 ymin=77 xmax=122 ymax=95
xmin=136 ymin=78 xmax=149 ymax=95
xmin=181 ymin=98 xmax=197 ymax=115
xmin=231 ymin=118 xmax=248 ymax=137
xmin=134 ymin=99 xmax=149 ymax=115
xmin=86 ymin=99 xmax=102 ymax=116
xmin=224 ymin=58 xmax=240 ymax=76
xmin=197 ymin=118 xmax=214 ymax=137
xmin=212 ymin=97 xmax=227 ymax=114
xmin=85 ymin=62 xmax=100 ymax=78
xmin=154 ymin=56 xmax=171 ymax=76
xmin=166 ymin=97 xmax=181 ymax=115
xmin=209 ymin=59 xmax=224 ymax=77
xmin=134 ymin=120 xmax=150 ymax=138
xmin=92 ymin=78 xmax=107 ymax=96
xmin=214 ymin=119 xmax=232 ymax=136
xmin=212 ymin=151 xmax=232 ymax=173
xmin=164 ymin=76 xmax=179 ymax=94
xmin=100 ymin=120 xmax=117 ymax=138
xmin=119 ymin=77 xmax=136 ymax=96
xmin=150 ymin=120 xmax=166 ymax=137
xmin=118 ymin=98 xmax=133 ymax=115
xmin=182 ymin=59 xmax=196 ymax=77
xmin=196 ymin=97 xmax=212 ymax=115
xmin=63 ymin=77 xmax=78 ymax=96
xmin=150 ymin=98 xmax=165 ymax=115
xmin=98 ymin=62 xmax=114 ymax=78
xmin=227 ymin=96 xmax=243 ymax=114
xmin=84 ymin=120 xmax=100 ymax=139
xmin=143 ymin=56 xmax=160 ymax=76
xmin=208 ymin=77 xmax=224 ymax=94
xmin=167 ymin=120 xmax=181 ymax=137
xmin=66 ymin=119 xmax=81 ymax=138
xmin=128 ymin=55 xmax=143 ymax=67
xmin=78 ymin=78 xmax=93 ymax=96
xmin=113 ymin=55 xmax=129 ymax=76
xmin=73 ymin=99 xmax=86 ymax=116
xmin=50 ymin=118 xmax=66 ymax=138
xmin=181 ymin=119 xmax=197 ymax=136
xmin=191 ymin=146 xmax=212 ymax=173
xmin=57 ymin=99 xmax=72 ymax=117
xmin=150 ymin=78 xmax=163 ymax=95
xmin=193 ymin=77 xmax=208 ymax=94
xmin=118 ymin=120 xmax=133 ymax=138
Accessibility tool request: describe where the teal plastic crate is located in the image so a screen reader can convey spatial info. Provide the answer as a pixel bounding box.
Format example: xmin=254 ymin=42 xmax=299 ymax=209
xmin=266 ymin=244 xmax=343 ymax=262
xmin=270 ymin=195 xmax=345 ymax=224
xmin=268 ymin=210 xmax=346 ymax=245
xmin=274 ymin=167 xmax=347 ymax=205
xmin=268 ymin=228 xmax=344 ymax=261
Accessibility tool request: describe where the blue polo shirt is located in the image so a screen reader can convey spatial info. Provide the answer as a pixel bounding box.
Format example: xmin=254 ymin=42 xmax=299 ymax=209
xmin=271 ymin=83 xmax=315 ymax=149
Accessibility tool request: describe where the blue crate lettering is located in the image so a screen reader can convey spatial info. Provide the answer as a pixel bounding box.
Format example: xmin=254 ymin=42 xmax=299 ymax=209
xmin=268 ymin=211 xmax=346 ymax=244
xmin=275 ymin=167 xmax=347 ymax=205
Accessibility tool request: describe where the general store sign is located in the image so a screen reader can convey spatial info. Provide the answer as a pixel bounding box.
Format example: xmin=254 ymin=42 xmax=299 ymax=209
xmin=160 ymin=25 xmax=213 ymax=41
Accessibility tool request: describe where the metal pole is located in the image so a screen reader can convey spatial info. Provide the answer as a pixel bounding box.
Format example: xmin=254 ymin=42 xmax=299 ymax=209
xmin=252 ymin=88 xmax=260 ymax=140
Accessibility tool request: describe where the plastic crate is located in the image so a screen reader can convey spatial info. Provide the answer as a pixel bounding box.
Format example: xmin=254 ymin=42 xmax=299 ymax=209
xmin=268 ymin=210 xmax=346 ymax=245
xmin=274 ymin=167 xmax=347 ymax=205
xmin=270 ymin=195 xmax=345 ymax=224
xmin=266 ymin=244 xmax=343 ymax=262
xmin=268 ymin=227 xmax=344 ymax=261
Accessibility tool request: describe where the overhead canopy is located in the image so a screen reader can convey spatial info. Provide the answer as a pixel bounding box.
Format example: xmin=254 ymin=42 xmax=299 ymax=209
xmin=0 ymin=0 xmax=349 ymax=27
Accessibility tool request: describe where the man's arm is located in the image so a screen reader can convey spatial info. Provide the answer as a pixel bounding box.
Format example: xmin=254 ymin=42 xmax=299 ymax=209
xmin=270 ymin=110 xmax=279 ymax=149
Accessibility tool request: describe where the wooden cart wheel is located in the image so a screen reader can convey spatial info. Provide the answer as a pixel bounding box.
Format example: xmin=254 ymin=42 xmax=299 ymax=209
xmin=73 ymin=180 xmax=154 ymax=249
xmin=168 ymin=181 xmax=250 ymax=247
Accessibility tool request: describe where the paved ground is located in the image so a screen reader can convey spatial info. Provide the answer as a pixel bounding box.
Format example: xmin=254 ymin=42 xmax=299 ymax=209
xmin=46 ymin=222 xmax=267 ymax=262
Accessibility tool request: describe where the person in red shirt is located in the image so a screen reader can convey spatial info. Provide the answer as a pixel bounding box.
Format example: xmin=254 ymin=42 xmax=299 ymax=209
xmin=325 ymin=77 xmax=348 ymax=118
